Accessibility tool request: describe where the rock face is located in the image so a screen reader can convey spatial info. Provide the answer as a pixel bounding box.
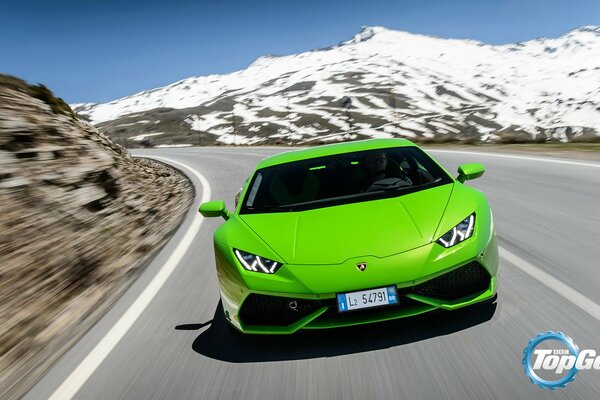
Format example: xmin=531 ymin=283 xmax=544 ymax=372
xmin=0 ymin=76 xmax=194 ymax=400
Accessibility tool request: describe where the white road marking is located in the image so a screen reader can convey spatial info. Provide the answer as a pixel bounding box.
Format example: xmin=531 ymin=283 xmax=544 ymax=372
xmin=428 ymin=149 xmax=600 ymax=169
xmin=198 ymin=150 xmax=267 ymax=157
xmin=499 ymin=246 xmax=600 ymax=322
xmin=48 ymin=157 xmax=211 ymax=400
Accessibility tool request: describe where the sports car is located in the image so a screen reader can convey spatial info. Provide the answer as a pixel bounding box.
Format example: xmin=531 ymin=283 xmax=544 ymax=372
xmin=199 ymin=138 xmax=498 ymax=334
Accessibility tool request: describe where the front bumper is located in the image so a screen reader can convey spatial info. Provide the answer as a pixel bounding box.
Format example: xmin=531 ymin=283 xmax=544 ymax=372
xmin=214 ymin=230 xmax=499 ymax=335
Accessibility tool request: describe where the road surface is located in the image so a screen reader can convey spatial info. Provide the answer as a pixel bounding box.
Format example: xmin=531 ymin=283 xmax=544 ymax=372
xmin=25 ymin=147 xmax=600 ymax=400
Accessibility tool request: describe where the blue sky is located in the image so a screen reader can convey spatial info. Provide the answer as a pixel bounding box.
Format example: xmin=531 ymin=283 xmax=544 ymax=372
xmin=1 ymin=0 xmax=599 ymax=103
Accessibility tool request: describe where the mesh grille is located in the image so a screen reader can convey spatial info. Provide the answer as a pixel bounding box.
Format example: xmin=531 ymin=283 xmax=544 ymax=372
xmin=239 ymin=294 xmax=322 ymax=326
xmin=412 ymin=261 xmax=490 ymax=300
xmin=238 ymin=262 xmax=490 ymax=326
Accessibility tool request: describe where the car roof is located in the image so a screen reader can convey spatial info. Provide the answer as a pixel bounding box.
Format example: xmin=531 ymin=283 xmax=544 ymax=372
xmin=256 ymin=138 xmax=417 ymax=169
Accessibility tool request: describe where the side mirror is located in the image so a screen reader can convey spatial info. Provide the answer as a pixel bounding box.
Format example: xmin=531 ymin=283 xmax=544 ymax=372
xmin=198 ymin=200 xmax=231 ymax=220
xmin=457 ymin=163 xmax=485 ymax=183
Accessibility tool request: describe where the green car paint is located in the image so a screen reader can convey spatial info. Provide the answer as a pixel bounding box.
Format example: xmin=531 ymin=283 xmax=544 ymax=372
xmin=198 ymin=200 xmax=230 ymax=220
xmin=457 ymin=162 xmax=485 ymax=183
xmin=200 ymin=138 xmax=499 ymax=334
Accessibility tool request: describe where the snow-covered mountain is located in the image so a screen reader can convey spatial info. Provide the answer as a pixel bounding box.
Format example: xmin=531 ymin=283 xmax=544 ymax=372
xmin=73 ymin=26 xmax=600 ymax=146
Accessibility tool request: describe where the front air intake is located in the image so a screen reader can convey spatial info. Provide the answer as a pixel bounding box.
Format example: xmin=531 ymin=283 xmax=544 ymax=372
xmin=412 ymin=261 xmax=490 ymax=300
xmin=239 ymin=294 xmax=322 ymax=326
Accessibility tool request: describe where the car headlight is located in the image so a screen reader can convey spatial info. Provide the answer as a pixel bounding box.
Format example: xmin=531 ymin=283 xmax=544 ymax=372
xmin=436 ymin=213 xmax=475 ymax=248
xmin=234 ymin=249 xmax=282 ymax=274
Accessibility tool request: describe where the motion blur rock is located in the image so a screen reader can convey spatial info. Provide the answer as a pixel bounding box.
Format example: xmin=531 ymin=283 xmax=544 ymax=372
xmin=67 ymin=186 xmax=109 ymax=207
xmin=0 ymin=75 xmax=193 ymax=400
xmin=0 ymin=176 xmax=31 ymax=189
xmin=0 ymin=150 xmax=17 ymax=170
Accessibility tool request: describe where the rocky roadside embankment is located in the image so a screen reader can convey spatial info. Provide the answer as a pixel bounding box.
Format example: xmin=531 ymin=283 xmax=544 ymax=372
xmin=0 ymin=76 xmax=194 ymax=400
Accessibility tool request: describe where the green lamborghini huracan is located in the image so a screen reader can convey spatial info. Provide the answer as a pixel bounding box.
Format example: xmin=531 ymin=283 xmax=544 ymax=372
xmin=199 ymin=139 xmax=498 ymax=334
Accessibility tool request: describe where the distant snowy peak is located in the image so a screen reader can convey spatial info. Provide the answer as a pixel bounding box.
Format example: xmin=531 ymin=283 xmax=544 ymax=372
xmin=504 ymin=25 xmax=600 ymax=55
xmin=73 ymin=25 xmax=600 ymax=145
xmin=341 ymin=25 xmax=387 ymax=45
xmin=569 ymin=25 xmax=600 ymax=35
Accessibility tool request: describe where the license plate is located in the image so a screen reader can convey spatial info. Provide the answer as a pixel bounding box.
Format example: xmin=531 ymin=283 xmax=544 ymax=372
xmin=337 ymin=286 xmax=398 ymax=313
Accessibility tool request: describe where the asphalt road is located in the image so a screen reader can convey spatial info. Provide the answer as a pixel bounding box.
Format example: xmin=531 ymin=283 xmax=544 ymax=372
xmin=25 ymin=146 xmax=600 ymax=400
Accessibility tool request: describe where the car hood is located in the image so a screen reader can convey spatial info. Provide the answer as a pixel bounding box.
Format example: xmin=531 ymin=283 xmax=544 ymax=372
xmin=239 ymin=183 xmax=454 ymax=265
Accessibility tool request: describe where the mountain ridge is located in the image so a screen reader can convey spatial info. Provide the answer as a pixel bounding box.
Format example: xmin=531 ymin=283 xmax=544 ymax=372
xmin=73 ymin=25 xmax=600 ymax=146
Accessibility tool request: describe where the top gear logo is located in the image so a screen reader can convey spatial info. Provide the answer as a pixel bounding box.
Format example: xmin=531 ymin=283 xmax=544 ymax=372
xmin=523 ymin=331 xmax=600 ymax=389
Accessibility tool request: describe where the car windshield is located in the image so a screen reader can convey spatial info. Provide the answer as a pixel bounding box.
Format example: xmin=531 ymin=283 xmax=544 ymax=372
xmin=241 ymin=146 xmax=452 ymax=213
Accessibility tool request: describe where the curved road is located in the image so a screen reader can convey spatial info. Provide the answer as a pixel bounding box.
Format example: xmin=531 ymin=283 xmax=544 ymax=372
xmin=25 ymin=147 xmax=600 ymax=400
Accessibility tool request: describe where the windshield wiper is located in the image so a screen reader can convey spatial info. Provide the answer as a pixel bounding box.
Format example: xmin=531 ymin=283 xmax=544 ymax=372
xmin=245 ymin=204 xmax=293 ymax=212
xmin=374 ymin=177 xmax=442 ymax=192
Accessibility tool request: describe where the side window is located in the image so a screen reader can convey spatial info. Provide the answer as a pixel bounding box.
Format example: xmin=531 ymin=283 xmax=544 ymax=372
xmin=235 ymin=176 xmax=251 ymax=208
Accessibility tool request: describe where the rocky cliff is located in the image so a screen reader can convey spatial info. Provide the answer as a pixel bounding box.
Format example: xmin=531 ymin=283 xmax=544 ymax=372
xmin=0 ymin=75 xmax=193 ymax=399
